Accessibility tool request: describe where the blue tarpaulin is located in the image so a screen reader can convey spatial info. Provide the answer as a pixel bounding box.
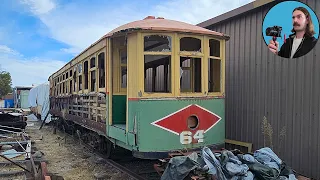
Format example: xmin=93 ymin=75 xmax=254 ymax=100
xmin=4 ymin=99 xmax=14 ymax=108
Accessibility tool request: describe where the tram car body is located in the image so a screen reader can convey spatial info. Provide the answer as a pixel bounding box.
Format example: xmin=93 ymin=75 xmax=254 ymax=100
xmin=49 ymin=16 xmax=229 ymax=159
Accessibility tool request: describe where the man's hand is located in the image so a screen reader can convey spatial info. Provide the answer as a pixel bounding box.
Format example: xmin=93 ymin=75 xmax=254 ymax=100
xmin=268 ymin=39 xmax=279 ymax=54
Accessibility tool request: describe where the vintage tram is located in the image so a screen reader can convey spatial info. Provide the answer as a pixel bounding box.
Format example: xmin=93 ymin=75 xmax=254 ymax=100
xmin=48 ymin=16 xmax=229 ymax=159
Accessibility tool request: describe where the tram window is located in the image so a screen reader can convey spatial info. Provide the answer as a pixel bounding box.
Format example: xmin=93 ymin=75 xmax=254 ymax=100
xmin=69 ymin=80 xmax=72 ymax=93
xmin=120 ymin=51 xmax=127 ymax=64
xmin=144 ymin=55 xmax=171 ymax=93
xmin=209 ymin=39 xmax=220 ymax=57
xmin=180 ymin=57 xmax=201 ymax=93
xmin=121 ymin=67 xmax=127 ymax=88
xmin=208 ymin=58 xmax=221 ymax=92
xmin=79 ymin=75 xmax=82 ymax=90
xmin=120 ymin=50 xmax=127 ymax=88
xmin=73 ymin=74 xmax=77 ymax=92
xmin=180 ymin=37 xmax=201 ymax=52
xmin=98 ymin=53 xmax=105 ymax=88
xmin=78 ymin=64 xmax=82 ymax=73
xmin=90 ymin=57 xmax=96 ymax=68
xmin=144 ymin=35 xmax=171 ymax=52
xmin=91 ymin=71 xmax=96 ymax=91
xmin=84 ymin=61 xmax=89 ymax=89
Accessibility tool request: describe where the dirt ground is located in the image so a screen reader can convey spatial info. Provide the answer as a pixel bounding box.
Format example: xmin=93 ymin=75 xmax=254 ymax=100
xmin=25 ymin=120 xmax=132 ymax=180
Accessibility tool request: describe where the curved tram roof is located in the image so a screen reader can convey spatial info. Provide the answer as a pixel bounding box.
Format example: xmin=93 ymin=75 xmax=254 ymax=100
xmin=49 ymin=16 xmax=229 ymax=79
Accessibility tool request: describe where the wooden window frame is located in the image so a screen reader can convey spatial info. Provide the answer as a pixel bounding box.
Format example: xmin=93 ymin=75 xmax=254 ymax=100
xmin=178 ymin=34 xmax=204 ymax=97
xmin=98 ymin=51 xmax=106 ymax=91
xmin=119 ymin=48 xmax=127 ymax=93
xmin=207 ymin=37 xmax=225 ymax=97
xmin=140 ymin=32 xmax=174 ymax=98
xmin=89 ymin=56 xmax=97 ymax=92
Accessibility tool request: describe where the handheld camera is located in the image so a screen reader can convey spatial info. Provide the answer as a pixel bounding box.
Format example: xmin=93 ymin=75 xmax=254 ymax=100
xmin=266 ymin=25 xmax=282 ymax=42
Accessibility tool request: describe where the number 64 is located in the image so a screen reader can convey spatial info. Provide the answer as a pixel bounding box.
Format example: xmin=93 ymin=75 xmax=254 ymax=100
xmin=180 ymin=130 xmax=204 ymax=144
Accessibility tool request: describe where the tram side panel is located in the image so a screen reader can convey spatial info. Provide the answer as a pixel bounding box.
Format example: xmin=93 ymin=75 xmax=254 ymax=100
xmin=128 ymin=98 xmax=225 ymax=159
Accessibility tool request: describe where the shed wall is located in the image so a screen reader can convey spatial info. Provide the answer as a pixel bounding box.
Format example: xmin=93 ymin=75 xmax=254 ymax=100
xmin=205 ymin=0 xmax=320 ymax=178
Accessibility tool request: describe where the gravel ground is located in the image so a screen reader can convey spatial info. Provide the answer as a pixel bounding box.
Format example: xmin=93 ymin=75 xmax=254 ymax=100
xmin=25 ymin=120 xmax=133 ymax=180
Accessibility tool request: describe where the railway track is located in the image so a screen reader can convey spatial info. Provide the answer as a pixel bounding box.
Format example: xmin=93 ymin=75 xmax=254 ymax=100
xmin=50 ymin=118 xmax=161 ymax=180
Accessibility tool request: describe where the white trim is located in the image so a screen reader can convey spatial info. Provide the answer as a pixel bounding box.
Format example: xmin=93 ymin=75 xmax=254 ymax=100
xmin=150 ymin=104 xmax=192 ymax=136
xmin=194 ymin=104 xmax=222 ymax=133
xmin=151 ymin=122 xmax=179 ymax=136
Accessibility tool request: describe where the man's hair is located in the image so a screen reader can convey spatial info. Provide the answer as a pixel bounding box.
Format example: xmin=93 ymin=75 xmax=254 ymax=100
xmin=291 ymin=7 xmax=316 ymax=37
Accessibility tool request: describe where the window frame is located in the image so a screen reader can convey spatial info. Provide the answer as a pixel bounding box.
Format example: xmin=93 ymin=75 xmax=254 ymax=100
xmin=98 ymin=51 xmax=106 ymax=90
xmin=88 ymin=55 xmax=97 ymax=92
xmin=140 ymin=32 xmax=174 ymax=97
xmin=207 ymin=37 xmax=224 ymax=96
xmin=119 ymin=48 xmax=127 ymax=93
xmin=178 ymin=34 xmax=205 ymax=97
xmin=83 ymin=60 xmax=89 ymax=91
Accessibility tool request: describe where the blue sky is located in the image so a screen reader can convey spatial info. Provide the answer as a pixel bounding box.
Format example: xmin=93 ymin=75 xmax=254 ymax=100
xmin=263 ymin=1 xmax=319 ymax=49
xmin=0 ymin=0 xmax=254 ymax=86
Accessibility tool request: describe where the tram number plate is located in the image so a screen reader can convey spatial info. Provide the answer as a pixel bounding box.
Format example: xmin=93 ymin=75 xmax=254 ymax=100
xmin=180 ymin=130 xmax=204 ymax=144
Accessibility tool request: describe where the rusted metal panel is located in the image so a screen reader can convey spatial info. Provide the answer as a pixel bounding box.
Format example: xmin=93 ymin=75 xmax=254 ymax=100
xmin=65 ymin=114 xmax=106 ymax=135
xmin=199 ymin=0 xmax=320 ymax=179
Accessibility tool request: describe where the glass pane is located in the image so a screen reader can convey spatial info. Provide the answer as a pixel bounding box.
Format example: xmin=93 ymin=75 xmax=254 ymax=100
xmin=180 ymin=37 xmax=201 ymax=52
xmin=181 ymin=58 xmax=191 ymax=67
xmin=208 ymin=58 xmax=221 ymax=92
xmin=84 ymin=61 xmax=89 ymax=89
xmin=144 ymin=55 xmax=171 ymax=93
xmin=209 ymin=39 xmax=220 ymax=57
xmin=78 ymin=64 xmax=82 ymax=73
xmin=91 ymin=71 xmax=96 ymax=91
xmin=121 ymin=67 xmax=127 ymax=88
xmin=181 ymin=69 xmax=191 ymax=91
xmin=120 ymin=50 xmax=127 ymax=64
xmin=90 ymin=57 xmax=96 ymax=68
xmin=70 ymin=80 xmax=72 ymax=93
xmin=144 ymin=35 xmax=171 ymax=52
xmin=98 ymin=53 xmax=105 ymax=88
xmin=79 ymin=75 xmax=82 ymax=90
xmin=180 ymin=57 xmax=201 ymax=93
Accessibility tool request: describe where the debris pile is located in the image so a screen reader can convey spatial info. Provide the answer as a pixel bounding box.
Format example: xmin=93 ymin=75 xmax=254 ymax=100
xmin=0 ymin=113 xmax=27 ymax=131
xmin=0 ymin=109 xmax=49 ymax=180
xmin=156 ymin=147 xmax=299 ymax=180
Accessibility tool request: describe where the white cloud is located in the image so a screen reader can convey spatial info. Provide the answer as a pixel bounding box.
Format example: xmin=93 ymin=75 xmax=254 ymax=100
xmin=0 ymin=45 xmax=21 ymax=56
xmin=60 ymin=47 xmax=82 ymax=56
xmin=0 ymin=45 xmax=65 ymax=87
xmin=20 ymin=0 xmax=254 ymax=56
xmin=21 ymin=0 xmax=56 ymax=15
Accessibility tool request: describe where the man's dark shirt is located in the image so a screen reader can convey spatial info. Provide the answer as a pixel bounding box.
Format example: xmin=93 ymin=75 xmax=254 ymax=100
xmin=277 ymin=33 xmax=318 ymax=58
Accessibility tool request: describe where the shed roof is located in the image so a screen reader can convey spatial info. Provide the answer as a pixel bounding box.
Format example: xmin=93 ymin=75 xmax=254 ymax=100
xmin=197 ymin=0 xmax=277 ymax=28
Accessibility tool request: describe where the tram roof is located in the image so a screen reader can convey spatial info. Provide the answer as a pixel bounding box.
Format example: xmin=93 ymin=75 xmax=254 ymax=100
xmin=49 ymin=16 xmax=229 ymax=79
xmin=105 ymin=16 xmax=230 ymax=40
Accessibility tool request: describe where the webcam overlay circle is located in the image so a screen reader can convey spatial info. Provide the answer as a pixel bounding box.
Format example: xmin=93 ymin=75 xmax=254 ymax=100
xmin=262 ymin=0 xmax=319 ymax=54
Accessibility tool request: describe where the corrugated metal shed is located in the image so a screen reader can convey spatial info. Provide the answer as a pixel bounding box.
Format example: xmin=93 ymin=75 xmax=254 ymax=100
xmin=198 ymin=0 xmax=320 ymax=179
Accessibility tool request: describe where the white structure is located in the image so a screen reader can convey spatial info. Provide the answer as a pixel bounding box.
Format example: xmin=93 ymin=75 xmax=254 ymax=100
xmin=28 ymin=83 xmax=52 ymax=123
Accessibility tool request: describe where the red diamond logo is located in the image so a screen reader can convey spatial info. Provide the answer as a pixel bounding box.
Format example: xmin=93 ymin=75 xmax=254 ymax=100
xmin=151 ymin=104 xmax=222 ymax=135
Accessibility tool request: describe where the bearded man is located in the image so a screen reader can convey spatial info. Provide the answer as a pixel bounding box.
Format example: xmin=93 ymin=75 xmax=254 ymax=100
xmin=268 ymin=7 xmax=318 ymax=58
